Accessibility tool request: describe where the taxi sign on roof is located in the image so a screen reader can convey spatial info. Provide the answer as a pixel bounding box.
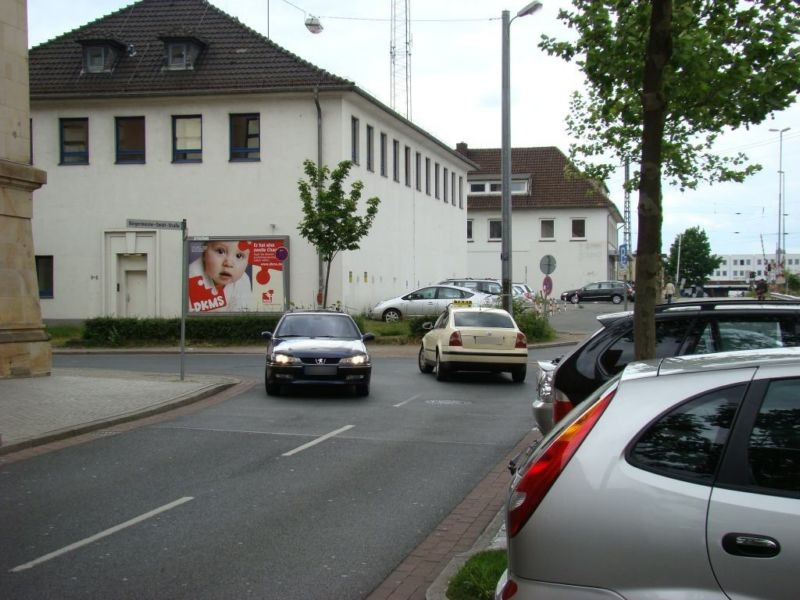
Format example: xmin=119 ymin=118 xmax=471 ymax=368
xmin=452 ymin=299 xmax=473 ymax=307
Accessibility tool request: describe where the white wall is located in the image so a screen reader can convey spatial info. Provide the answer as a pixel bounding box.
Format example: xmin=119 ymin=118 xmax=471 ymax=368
xmin=467 ymin=207 xmax=614 ymax=295
xmin=31 ymin=91 xmax=470 ymax=319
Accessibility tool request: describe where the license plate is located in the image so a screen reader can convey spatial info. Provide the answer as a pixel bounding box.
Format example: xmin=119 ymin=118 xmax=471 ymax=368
xmin=475 ymin=336 xmax=502 ymax=345
xmin=305 ymin=365 xmax=337 ymax=376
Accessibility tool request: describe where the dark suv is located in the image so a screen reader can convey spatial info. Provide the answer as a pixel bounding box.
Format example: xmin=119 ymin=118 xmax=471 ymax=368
xmin=560 ymin=280 xmax=635 ymax=304
xmin=534 ymin=299 xmax=800 ymax=433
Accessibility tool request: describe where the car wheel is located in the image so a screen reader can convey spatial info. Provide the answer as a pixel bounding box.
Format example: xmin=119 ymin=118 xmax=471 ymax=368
xmin=383 ymin=308 xmax=401 ymax=322
xmin=418 ymin=346 xmax=433 ymax=373
xmin=511 ymin=366 xmax=527 ymax=383
xmin=266 ymin=380 xmax=280 ymax=396
xmin=611 ymin=294 xmax=623 ymax=304
xmin=570 ymin=294 xmax=579 ymax=304
xmin=435 ymin=351 xmax=449 ymax=381
xmin=355 ymin=383 xmax=370 ymax=397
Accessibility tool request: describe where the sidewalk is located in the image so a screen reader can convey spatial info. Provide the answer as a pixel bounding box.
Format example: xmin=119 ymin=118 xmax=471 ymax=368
xmin=0 ymin=336 xmax=576 ymax=599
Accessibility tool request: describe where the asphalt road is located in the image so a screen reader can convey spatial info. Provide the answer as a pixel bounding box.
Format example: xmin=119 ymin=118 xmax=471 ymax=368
xmin=1 ymin=350 xmax=569 ymax=600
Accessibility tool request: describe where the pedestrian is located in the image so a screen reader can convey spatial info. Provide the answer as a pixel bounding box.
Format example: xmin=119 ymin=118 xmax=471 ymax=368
xmin=663 ymin=280 xmax=675 ymax=304
xmin=755 ymin=278 xmax=768 ymax=301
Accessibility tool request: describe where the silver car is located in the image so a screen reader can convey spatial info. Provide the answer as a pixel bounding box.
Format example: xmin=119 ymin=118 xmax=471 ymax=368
xmin=499 ymin=347 xmax=800 ymax=600
xmin=369 ymin=284 xmax=493 ymax=322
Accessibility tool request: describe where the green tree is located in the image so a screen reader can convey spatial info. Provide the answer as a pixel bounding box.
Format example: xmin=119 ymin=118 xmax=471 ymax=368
xmin=297 ymin=159 xmax=380 ymax=308
xmin=541 ymin=1 xmax=800 ymax=359
xmin=666 ymin=227 xmax=722 ymax=290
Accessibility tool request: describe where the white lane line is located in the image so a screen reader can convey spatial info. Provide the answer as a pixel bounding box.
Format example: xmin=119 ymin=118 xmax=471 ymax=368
xmin=394 ymin=393 xmax=423 ymax=408
xmin=282 ymin=425 xmax=354 ymax=457
xmin=10 ymin=496 xmax=194 ymax=573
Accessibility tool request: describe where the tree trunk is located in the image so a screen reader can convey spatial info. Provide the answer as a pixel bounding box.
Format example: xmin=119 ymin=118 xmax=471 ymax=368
xmin=634 ymin=0 xmax=672 ymax=360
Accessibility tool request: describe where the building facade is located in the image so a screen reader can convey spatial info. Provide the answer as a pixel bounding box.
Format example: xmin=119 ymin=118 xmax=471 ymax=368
xmin=28 ymin=0 xmax=473 ymax=321
xmin=458 ymin=144 xmax=623 ymax=297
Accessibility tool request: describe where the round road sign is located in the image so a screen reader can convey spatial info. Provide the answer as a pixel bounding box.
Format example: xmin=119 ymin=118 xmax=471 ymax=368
xmin=543 ymin=275 xmax=553 ymax=296
xmin=540 ymin=255 xmax=557 ymax=275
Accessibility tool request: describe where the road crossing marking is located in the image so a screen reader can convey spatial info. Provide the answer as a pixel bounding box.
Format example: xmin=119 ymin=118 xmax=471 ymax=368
xmin=10 ymin=496 xmax=194 ymax=573
xmin=393 ymin=393 xmax=423 ymax=407
xmin=281 ymin=425 xmax=355 ymax=457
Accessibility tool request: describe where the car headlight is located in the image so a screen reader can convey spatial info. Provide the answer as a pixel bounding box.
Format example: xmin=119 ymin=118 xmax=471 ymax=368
xmin=271 ymin=352 xmax=301 ymax=365
xmin=340 ymin=354 xmax=369 ymax=366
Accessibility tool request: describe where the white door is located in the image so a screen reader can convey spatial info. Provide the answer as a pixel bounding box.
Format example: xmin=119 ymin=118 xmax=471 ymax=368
xmin=125 ymin=271 xmax=148 ymax=317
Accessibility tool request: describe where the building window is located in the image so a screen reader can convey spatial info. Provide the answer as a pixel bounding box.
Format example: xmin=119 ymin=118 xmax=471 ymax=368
xmin=470 ymin=182 xmax=486 ymax=193
xmin=425 ymin=158 xmax=431 ymax=195
xmin=404 ymin=145 xmax=411 ymax=187
xmin=84 ymin=46 xmax=107 ymax=73
xmin=451 ymin=172 xmax=456 ymax=205
xmin=392 ymin=139 xmax=400 ymax=182
xmin=59 ymin=118 xmax=89 ymax=165
xmin=229 ymin=113 xmax=260 ymax=161
xmin=467 ymin=219 xmax=473 ymax=241
xmin=571 ymin=218 xmax=586 ymax=239
xmin=167 ymin=43 xmax=189 ymax=69
xmin=511 ymin=180 xmax=528 ymax=194
xmin=489 ymin=219 xmax=502 ymax=240
xmin=351 ymin=116 xmax=360 ymax=164
xmin=490 ymin=182 xmax=502 ymax=192
xmin=435 ymin=163 xmax=440 ymax=199
xmin=366 ymin=125 xmax=374 ymax=172
xmin=115 ymin=116 xmax=145 ymax=164
xmin=35 ymin=256 xmax=54 ymax=298
xmin=172 ymin=115 xmax=202 ymax=162
xmin=541 ymin=219 xmax=555 ymax=239
xmin=458 ymin=176 xmax=463 ymax=208
xmin=443 ymin=167 xmax=449 ymax=202
xmin=415 ymin=152 xmax=422 ymax=191
xmin=380 ymin=133 xmax=387 ymax=177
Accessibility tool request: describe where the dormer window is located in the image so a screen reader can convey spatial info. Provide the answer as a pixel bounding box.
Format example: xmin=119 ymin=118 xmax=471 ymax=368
xmin=77 ymin=36 xmax=124 ymax=74
xmin=160 ymin=34 xmax=206 ymax=71
xmin=168 ymin=43 xmax=188 ymax=69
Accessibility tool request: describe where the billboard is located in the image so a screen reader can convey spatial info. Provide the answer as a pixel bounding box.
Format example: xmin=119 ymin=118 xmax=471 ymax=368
xmin=187 ymin=237 xmax=288 ymax=313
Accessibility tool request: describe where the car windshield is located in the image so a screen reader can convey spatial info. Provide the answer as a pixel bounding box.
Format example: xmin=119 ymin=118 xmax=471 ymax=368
xmin=275 ymin=315 xmax=360 ymax=339
xmin=454 ymin=312 xmax=515 ymax=328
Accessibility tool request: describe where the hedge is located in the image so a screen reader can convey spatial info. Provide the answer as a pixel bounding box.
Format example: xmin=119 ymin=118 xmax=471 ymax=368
xmin=83 ymin=315 xmax=282 ymax=346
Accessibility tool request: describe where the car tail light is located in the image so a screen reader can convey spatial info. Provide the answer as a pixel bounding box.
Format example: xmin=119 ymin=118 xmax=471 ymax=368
xmin=553 ymin=390 xmax=574 ymax=424
xmin=497 ymin=577 xmax=518 ymax=599
xmin=515 ymin=332 xmax=527 ymax=348
xmin=449 ymin=331 xmax=463 ymax=346
xmin=507 ymin=383 xmax=617 ymax=538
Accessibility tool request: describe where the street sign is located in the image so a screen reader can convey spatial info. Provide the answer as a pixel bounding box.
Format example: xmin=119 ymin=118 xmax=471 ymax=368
xmin=619 ymin=244 xmax=628 ymax=267
xmin=127 ymin=218 xmax=183 ymax=230
xmin=539 ymin=254 xmax=557 ymax=275
xmin=542 ymin=275 xmax=553 ymax=297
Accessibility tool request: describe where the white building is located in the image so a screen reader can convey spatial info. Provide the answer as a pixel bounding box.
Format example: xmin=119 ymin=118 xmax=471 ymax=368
xmin=28 ymin=0 xmax=473 ymax=321
xmin=457 ymin=144 xmax=623 ymax=296
xmin=710 ymin=254 xmax=800 ymax=282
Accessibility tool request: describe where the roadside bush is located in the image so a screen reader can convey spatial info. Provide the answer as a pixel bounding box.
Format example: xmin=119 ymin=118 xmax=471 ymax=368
xmin=515 ymin=310 xmax=556 ymax=342
xmin=446 ymin=549 xmax=506 ymax=600
xmin=83 ymin=315 xmax=282 ymax=346
xmin=407 ymin=316 xmax=431 ymax=338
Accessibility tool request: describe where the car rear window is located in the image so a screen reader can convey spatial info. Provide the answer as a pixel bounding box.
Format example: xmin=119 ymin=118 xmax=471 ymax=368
xmin=454 ymin=312 xmax=514 ymax=328
xmin=693 ymin=316 xmax=800 ymax=353
xmin=599 ymin=319 xmax=689 ymax=375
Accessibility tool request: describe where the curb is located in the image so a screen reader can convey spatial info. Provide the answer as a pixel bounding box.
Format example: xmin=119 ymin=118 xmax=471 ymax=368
xmin=0 ymin=378 xmax=239 ymax=456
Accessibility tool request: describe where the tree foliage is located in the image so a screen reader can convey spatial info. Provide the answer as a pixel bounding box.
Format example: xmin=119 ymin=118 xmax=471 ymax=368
xmin=297 ymin=159 xmax=380 ymax=308
xmin=665 ymin=227 xmax=722 ymax=288
xmin=540 ymin=1 xmax=800 ymax=359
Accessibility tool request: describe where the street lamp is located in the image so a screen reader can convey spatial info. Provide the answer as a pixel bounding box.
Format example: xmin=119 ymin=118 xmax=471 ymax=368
xmin=769 ymin=126 xmax=790 ymax=281
xmin=501 ymin=0 xmax=543 ymax=312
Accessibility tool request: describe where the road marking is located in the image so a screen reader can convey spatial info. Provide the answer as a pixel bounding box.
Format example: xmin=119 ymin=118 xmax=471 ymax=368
xmin=10 ymin=496 xmax=194 ymax=573
xmin=394 ymin=393 xmax=423 ymax=408
xmin=282 ymin=425 xmax=354 ymax=457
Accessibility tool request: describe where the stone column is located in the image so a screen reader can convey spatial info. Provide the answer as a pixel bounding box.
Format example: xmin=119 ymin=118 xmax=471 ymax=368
xmin=0 ymin=0 xmax=50 ymax=378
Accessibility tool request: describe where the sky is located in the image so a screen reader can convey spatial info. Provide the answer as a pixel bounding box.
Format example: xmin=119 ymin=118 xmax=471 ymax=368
xmin=27 ymin=0 xmax=800 ymax=258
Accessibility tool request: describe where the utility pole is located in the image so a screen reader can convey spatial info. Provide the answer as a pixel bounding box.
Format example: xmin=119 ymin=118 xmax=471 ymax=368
xmin=675 ymin=233 xmax=682 ymax=292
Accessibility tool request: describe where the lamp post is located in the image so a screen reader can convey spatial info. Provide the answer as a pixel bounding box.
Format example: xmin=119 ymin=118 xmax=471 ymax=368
xmin=769 ymin=127 xmax=790 ymax=281
xmin=501 ymin=1 xmax=542 ymax=312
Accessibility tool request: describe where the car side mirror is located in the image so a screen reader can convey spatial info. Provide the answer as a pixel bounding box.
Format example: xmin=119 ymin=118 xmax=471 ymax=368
xmin=422 ymin=322 xmax=434 ymax=330
xmin=261 ymin=331 xmax=273 ymax=340
xmin=362 ymin=332 xmax=375 ymax=342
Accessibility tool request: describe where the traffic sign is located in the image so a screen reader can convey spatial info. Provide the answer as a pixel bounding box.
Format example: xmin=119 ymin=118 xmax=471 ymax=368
xmin=619 ymin=244 xmax=628 ymax=267
xmin=542 ymin=275 xmax=553 ymax=297
xmin=540 ymin=255 xmax=557 ymax=275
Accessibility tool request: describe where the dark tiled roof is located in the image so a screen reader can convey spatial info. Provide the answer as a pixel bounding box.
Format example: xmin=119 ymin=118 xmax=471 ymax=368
xmin=29 ymin=0 xmax=352 ymax=99
xmin=457 ymin=145 xmax=621 ymax=219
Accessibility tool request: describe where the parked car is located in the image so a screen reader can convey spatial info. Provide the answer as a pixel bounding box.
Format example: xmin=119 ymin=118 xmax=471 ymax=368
xmin=560 ymin=280 xmax=634 ymax=304
xmin=438 ymin=278 xmax=502 ymax=295
xmin=261 ymin=311 xmax=374 ymax=396
xmin=533 ymin=299 xmax=800 ymax=434
xmin=497 ymin=347 xmax=800 ymax=600
xmin=369 ymin=285 xmax=493 ymax=322
xmin=513 ymin=283 xmax=535 ymax=300
xmin=418 ymin=306 xmax=528 ymax=381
